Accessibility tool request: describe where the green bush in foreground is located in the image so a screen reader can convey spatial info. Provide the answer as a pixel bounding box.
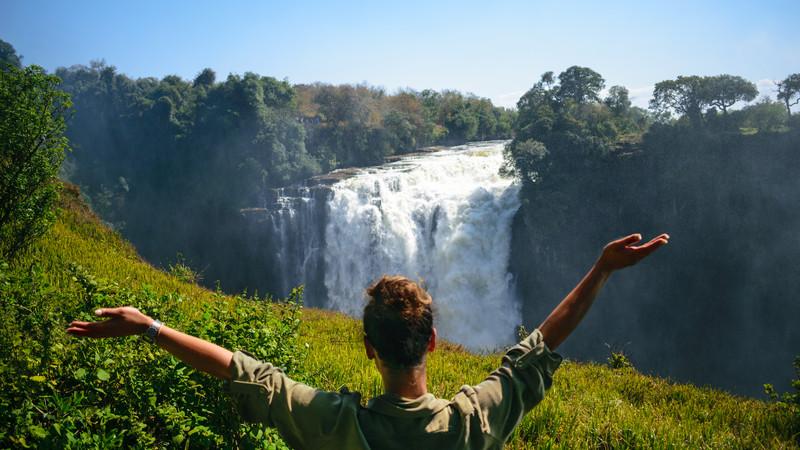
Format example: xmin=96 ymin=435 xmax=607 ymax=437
xmin=0 ymin=64 xmax=71 ymax=259
xmin=0 ymin=261 xmax=303 ymax=448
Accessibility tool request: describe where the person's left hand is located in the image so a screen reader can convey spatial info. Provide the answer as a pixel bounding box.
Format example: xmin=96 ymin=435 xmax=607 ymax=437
xmin=67 ymin=307 xmax=153 ymax=338
xmin=596 ymin=233 xmax=670 ymax=273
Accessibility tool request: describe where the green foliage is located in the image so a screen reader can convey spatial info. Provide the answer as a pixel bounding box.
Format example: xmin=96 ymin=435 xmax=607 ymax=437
xmin=604 ymin=85 xmax=631 ymax=116
xmin=0 ymin=39 xmax=22 ymax=68
xmin=0 ymin=259 xmax=304 ymax=448
xmin=0 ymin=64 xmax=71 ymax=259
xmin=764 ymin=356 xmax=800 ymax=442
xmin=704 ymin=74 xmax=758 ymax=114
xmin=557 ymin=66 xmax=605 ymax=103
xmin=302 ymin=308 xmax=800 ymax=449
xmin=735 ymin=97 xmax=789 ymax=133
xmin=501 ymin=139 xmax=548 ymax=183
xmin=605 ymin=344 xmax=634 ymax=370
xmin=650 ymin=75 xmax=707 ymax=125
xmin=650 ymin=74 xmax=758 ymax=125
xmin=507 ymin=67 xmax=648 ymax=187
xmin=777 ymin=73 xmax=800 ymax=119
xmin=168 ymin=253 xmax=202 ymax=285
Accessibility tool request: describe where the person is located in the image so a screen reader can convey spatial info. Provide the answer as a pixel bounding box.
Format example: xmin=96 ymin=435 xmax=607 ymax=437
xmin=67 ymin=232 xmax=669 ymax=449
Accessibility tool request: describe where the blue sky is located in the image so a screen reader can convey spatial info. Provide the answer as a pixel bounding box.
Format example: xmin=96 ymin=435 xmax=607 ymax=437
xmin=3 ymin=0 xmax=799 ymax=108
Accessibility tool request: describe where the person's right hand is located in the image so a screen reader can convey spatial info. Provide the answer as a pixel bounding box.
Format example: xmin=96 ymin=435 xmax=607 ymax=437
xmin=67 ymin=307 xmax=153 ymax=338
xmin=596 ymin=233 xmax=670 ymax=273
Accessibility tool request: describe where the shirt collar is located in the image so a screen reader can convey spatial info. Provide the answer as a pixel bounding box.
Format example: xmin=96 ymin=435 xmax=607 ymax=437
xmin=366 ymin=393 xmax=450 ymax=418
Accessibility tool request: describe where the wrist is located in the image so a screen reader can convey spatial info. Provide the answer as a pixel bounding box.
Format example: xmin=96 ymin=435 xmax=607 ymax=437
xmin=143 ymin=319 xmax=163 ymax=343
xmin=139 ymin=314 xmax=154 ymax=333
xmin=593 ymin=260 xmax=614 ymax=277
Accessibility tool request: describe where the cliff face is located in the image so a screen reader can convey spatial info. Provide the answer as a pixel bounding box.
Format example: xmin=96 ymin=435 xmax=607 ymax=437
xmin=236 ymin=184 xmax=332 ymax=306
xmin=508 ymin=129 xmax=800 ymax=397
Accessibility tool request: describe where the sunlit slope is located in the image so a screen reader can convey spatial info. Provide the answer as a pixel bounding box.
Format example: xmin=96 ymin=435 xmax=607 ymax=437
xmin=31 ymin=185 xmax=797 ymax=449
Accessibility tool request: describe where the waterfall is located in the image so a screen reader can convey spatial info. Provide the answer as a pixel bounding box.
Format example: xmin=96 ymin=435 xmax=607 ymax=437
xmin=267 ymin=186 xmax=328 ymax=306
xmin=323 ymin=141 xmax=521 ymax=350
xmin=264 ymin=141 xmax=522 ymax=350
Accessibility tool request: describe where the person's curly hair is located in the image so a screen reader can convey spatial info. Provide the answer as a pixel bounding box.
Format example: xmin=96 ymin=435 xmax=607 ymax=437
xmin=363 ymin=275 xmax=434 ymax=369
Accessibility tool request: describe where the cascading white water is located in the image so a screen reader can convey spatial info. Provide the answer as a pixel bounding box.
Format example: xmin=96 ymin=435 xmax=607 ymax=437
xmin=323 ymin=141 xmax=522 ymax=350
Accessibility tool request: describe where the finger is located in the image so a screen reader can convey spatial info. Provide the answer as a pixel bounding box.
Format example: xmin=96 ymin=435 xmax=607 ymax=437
xmin=645 ymin=233 xmax=670 ymax=242
xmin=95 ymin=307 xmax=123 ymax=317
xmin=66 ymin=327 xmax=104 ymax=337
xmin=632 ymin=238 xmax=668 ymax=259
xmin=613 ymin=233 xmax=642 ymax=247
xmin=69 ymin=319 xmax=109 ymax=330
xmin=632 ymin=235 xmax=669 ymax=249
xmin=67 ymin=321 xmax=109 ymax=337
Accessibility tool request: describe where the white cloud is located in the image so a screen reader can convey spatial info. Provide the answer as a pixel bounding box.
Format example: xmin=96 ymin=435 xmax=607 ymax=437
xmin=491 ymin=89 xmax=527 ymax=109
xmin=627 ymin=85 xmax=654 ymax=109
xmin=755 ymin=78 xmax=779 ymax=100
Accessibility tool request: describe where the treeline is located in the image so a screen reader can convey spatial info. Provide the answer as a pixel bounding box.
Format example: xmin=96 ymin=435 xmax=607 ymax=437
xmin=55 ymin=62 xmax=514 ymax=223
xmin=505 ymin=66 xmax=800 ymax=396
xmin=0 ymin=38 xmax=514 ymax=279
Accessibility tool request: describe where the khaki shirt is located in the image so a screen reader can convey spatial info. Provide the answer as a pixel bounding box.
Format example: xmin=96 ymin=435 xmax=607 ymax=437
xmin=228 ymin=329 xmax=562 ymax=450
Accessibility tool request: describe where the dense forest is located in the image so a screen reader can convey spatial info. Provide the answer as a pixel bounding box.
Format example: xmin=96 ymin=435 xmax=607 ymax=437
xmin=0 ymin=36 xmax=516 ymax=283
xmin=504 ymin=66 xmax=800 ymax=395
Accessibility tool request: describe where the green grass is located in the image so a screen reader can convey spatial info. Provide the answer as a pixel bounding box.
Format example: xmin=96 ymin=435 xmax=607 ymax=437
xmin=4 ymin=184 xmax=798 ymax=448
xmin=300 ymin=309 xmax=798 ymax=449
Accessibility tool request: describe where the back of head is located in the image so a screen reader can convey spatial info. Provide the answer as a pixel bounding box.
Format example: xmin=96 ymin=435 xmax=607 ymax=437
xmin=363 ymin=275 xmax=434 ymax=369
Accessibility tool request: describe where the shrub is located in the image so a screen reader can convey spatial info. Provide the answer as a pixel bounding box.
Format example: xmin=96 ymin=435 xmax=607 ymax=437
xmin=168 ymin=253 xmax=203 ymax=285
xmin=605 ymin=343 xmax=633 ymax=370
xmin=0 ymin=261 xmax=304 ymax=448
xmin=764 ymin=356 xmax=800 ymax=443
xmin=0 ymin=65 xmax=71 ymax=259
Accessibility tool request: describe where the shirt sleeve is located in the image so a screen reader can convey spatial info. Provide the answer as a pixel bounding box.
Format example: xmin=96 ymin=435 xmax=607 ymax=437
xmin=457 ymin=328 xmax=562 ymax=443
xmin=227 ymin=351 xmax=364 ymax=449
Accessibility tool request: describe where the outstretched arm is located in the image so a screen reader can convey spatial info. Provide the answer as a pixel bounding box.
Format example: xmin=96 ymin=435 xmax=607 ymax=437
xmin=538 ymin=233 xmax=669 ymax=350
xmin=67 ymin=307 xmax=233 ymax=380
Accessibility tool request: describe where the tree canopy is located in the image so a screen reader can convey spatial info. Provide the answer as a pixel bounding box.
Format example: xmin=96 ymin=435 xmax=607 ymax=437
xmin=557 ymin=66 xmax=605 ymax=103
xmin=650 ymin=76 xmax=707 ymax=126
xmin=0 ymin=39 xmax=22 ymax=69
xmin=507 ymin=67 xmax=649 ymax=186
xmin=704 ymin=74 xmax=758 ymax=114
xmin=650 ymin=74 xmax=759 ymax=125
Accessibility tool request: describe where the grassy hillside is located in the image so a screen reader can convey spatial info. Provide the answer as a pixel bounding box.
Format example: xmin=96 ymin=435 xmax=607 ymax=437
xmin=1 ymin=185 xmax=797 ymax=448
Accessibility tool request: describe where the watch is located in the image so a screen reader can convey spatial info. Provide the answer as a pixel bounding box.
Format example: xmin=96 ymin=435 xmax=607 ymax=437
xmin=144 ymin=319 xmax=163 ymax=343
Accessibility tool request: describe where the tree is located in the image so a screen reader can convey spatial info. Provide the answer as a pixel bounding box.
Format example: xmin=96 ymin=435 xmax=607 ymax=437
xmin=604 ymin=85 xmax=631 ymax=116
xmin=0 ymin=65 xmax=71 ymax=258
xmin=777 ymin=73 xmax=800 ymax=119
xmin=650 ymin=76 xmax=707 ymax=126
xmin=514 ymin=78 xmax=557 ymax=142
xmin=193 ymin=68 xmax=216 ymax=88
xmin=737 ymin=97 xmax=787 ymax=133
xmin=557 ymin=66 xmax=605 ymax=103
xmin=502 ymin=139 xmax=549 ymax=183
xmin=0 ymin=39 xmax=21 ymax=69
xmin=703 ymin=74 xmax=757 ymax=115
